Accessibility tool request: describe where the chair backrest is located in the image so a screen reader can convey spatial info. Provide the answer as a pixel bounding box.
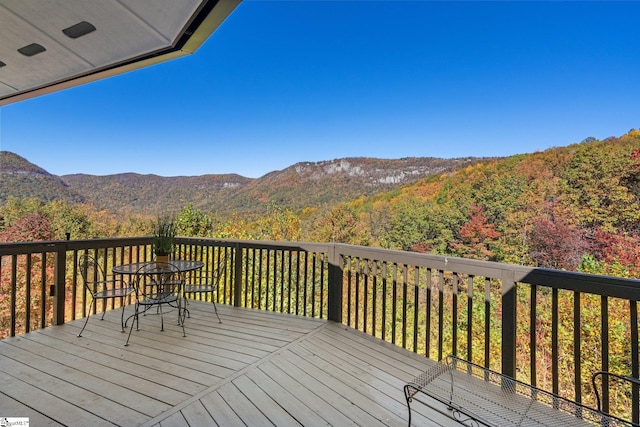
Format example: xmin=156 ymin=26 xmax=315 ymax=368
xmin=202 ymin=255 xmax=227 ymax=286
xmin=135 ymin=262 xmax=184 ymax=301
xmin=78 ymin=254 xmax=107 ymax=293
xmin=210 ymin=254 xmax=227 ymax=284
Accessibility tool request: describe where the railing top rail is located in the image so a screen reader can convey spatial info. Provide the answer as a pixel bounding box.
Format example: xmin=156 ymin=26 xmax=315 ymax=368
xmin=0 ymin=237 xmax=152 ymax=255
xmin=176 ymin=237 xmax=334 ymax=253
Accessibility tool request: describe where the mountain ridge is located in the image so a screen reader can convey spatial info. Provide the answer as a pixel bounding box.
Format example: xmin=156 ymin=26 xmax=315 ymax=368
xmin=1 ymin=151 xmax=496 ymax=216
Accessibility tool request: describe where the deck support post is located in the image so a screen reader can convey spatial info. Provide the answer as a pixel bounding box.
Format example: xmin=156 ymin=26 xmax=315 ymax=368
xmin=53 ymin=247 xmax=67 ymax=325
xmin=327 ymin=244 xmax=343 ymax=323
xmin=501 ymin=270 xmax=516 ymax=381
xmin=233 ymin=242 xmax=243 ymax=307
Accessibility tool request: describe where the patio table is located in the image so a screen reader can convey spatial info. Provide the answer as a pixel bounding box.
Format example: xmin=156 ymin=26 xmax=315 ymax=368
xmin=114 ymin=260 xmax=204 ymax=345
xmin=112 ymin=260 xmax=204 ymax=275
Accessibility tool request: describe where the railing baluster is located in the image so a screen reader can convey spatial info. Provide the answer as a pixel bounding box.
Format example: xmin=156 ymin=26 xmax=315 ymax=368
xmin=484 ymin=277 xmax=491 ymax=368
xmin=40 ymin=252 xmax=46 ymax=327
xmin=372 ymin=261 xmax=377 ymax=338
xmin=25 ymin=254 xmax=32 ymax=333
xmin=294 ymin=251 xmax=300 ymax=316
xmin=355 ymin=258 xmax=361 ymax=329
xmin=484 ymin=277 xmax=491 ymax=369
xmin=413 ymin=265 xmax=419 ymax=353
xmin=302 ymin=251 xmax=307 ymax=316
xmin=321 ymin=252 xmax=327 ymax=319
xmin=438 ymin=269 xmax=444 ymax=362
xmin=346 ymin=256 xmax=352 ymax=326
xmin=574 ymin=291 xmax=582 ymax=404
xmin=552 ymin=287 xmax=559 ymax=396
xmin=467 ymin=275 xmax=473 ymax=363
xmin=452 ymin=272 xmax=458 ymax=357
xmin=243 ymin=247 xmax=249 ymax=308
xmin=286 ymin=250 xmax=292 ymax=314
xmin=310 ymin=252 xmax=316 ymax=316
xmin=364 ymin=258 xmax=369 ymax=334
xmin=258 ymin=248 xmax=263 ymax=309
xmin=601 ymin=295 xmax=610 ymax=415
xmin=267 ymin=249 xmax=273 ymax=311
xmin=11 ymin=254 xmax=17 ymax=337
xmin=631 ymin=300 xmax=639 ymax=425
xmin=381 ymin=261 xmax=387 ymax=342
xmin=392 ymin=263 xmax=398 ymax=346
xmin=426 ymin=268 xmax=432 ymax=358
xmin=530 ymin=284 xmax=537 ymax=387
xmin=402 ymin=264 xmax=408 ymax=349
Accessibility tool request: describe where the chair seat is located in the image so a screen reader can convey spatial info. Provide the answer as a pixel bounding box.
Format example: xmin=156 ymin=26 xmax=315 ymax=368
xmin=138 ymin=294 xmax=180 ymax=306
xmin=93 ymin=287 xmax=135 ymax=299
xmin=184 ymin=284 xmax=217 ymax=293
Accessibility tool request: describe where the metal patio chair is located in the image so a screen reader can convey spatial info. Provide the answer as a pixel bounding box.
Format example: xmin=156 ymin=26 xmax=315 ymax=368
xmin=182 ymin=255 xmax=226 ymax=323
xmin=125 ymin=262 xmax=186 ymax=346
xmin=77 ymin=254 xmax=135 ymax=337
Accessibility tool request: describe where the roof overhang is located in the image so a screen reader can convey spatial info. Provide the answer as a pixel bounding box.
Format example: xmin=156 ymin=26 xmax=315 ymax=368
xmin=0 ymin=0 xmax=241 ymax=106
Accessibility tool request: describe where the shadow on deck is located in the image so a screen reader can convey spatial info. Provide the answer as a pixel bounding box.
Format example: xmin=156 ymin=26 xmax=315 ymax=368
xmin=0 ymin=301 xmax=459 ymax=426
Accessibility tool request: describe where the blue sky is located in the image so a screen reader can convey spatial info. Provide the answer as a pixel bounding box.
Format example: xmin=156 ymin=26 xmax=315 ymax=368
xmin=1 ymin=1 xmax=639 ymax=178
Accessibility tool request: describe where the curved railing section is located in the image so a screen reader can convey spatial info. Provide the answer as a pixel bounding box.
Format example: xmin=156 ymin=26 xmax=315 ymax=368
xmin=1 ymin=237 xmax=638 ymax=422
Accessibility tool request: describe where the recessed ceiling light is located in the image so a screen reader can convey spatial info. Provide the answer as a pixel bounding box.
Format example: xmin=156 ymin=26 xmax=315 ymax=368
xmin=63 ymin=21 xmax=96 ymax=39
xmin=18 ymin=43 xmax=46 ymax=57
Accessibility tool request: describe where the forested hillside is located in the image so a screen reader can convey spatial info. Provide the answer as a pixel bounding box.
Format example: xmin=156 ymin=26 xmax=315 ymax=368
xmin=61 ymin=172 xmax=251 ymax=215
xmin=0 ymin=152 xmax=85 ymax=204
xmin=312 ymin=130 xmax=640 ymax=277
xmin=219 ymin=157 xmax=486 ymax=214
xmin=2 ymin=130 xmax=640 ymax=278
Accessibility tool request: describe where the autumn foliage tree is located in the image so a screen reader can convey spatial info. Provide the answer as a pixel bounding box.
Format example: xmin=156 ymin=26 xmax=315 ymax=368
xmin=528 ymin=211 xmax=588 ymax=270
xmin=449 ymin=204 xmax=501 ymax=260
xmin=0 ymin=212 xmax=54 ymax=242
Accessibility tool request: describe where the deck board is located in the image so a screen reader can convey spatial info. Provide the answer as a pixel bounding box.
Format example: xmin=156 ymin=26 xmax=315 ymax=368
xmin=0 ymin=392 xmax=65 ymax=426
xmin=1 ymin=302 xmax=468 ymax=426
xmin=258 ymin=360 xmax=358 ymax=426
xmin=198 ymin=390 xmax=246 ymax=426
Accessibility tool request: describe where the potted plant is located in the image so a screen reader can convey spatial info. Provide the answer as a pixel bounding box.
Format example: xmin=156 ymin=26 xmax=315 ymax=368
xmin=152 ymin=215 xmax=176 ymax=264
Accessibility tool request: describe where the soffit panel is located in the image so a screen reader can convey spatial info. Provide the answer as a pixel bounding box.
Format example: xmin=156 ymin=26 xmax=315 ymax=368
xmin=0 ymin=81 xmax=14 ymax=97
xmin=0 ymin=0 xmax=238 ymax=105
xmin=0 ymin=0 xmax=200 ymax=70
xmin=123 ymin=0 xmax=203 ymax=40
xmin=0 ymin=6 xmax=89 ymax=91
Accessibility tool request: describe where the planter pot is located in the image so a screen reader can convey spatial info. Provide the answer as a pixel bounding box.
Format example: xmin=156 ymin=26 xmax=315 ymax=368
xmin=155 ymin=254 xmax=169 ymax=266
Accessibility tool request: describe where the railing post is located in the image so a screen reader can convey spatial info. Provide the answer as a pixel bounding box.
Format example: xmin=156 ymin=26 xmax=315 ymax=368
xmin=53 ymin=247 xmax=67 ymax=325
xmin=327 ymin=244 xmax=343 ymax=323
xmin=501 ymin=270 xmax=517 ymax=380
xmin=233 ymin=242 xmax=243 ymax=307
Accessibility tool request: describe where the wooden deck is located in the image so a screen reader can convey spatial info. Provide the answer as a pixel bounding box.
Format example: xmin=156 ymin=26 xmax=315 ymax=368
xmin=0 ymin=301 xmax=460 ymax=426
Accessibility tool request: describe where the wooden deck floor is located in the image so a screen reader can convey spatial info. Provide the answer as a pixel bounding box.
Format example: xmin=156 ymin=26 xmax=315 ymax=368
xmin=0 ymin=301 xmax=460 ymax=426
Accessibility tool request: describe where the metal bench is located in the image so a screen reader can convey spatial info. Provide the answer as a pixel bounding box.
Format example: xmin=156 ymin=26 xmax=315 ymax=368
xmin=404 ymin=355 xmax=637 ymax=427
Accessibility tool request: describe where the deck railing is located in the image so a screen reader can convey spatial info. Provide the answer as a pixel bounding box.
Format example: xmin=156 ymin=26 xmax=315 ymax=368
xmin=1 ymin=236 xmax=638 ymax=422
